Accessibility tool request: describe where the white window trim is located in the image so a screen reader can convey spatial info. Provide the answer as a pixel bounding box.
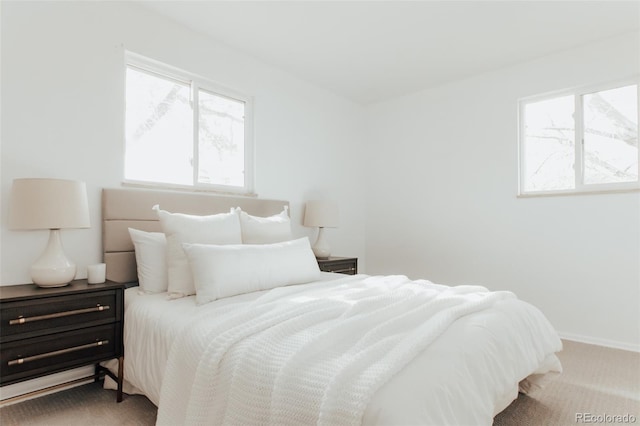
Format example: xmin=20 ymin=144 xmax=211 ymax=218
xmin=123 ymin=51 xmax=255 ymax=195
xmin=517 ymin=77 xmax=640 ymax=197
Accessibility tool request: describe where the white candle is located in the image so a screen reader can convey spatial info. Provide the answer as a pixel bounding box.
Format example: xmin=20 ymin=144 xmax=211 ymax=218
xmin=87 ymin=263 xmax=106 ymax=284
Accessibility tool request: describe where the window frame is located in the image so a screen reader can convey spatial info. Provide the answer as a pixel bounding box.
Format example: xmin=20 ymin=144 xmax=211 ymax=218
xmin=124 ymin=52 xmax=254 ymax=195
xmin=518 ymin=78 xmax=639 ymax=197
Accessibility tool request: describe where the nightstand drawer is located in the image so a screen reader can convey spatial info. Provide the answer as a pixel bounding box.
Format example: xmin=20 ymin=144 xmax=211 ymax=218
xmin=1 ymin=290 xmax=118 ymax=342
xmin=0 ymin=324 xmax=118 ymax=386
xmin=321 ymin=261 xmax=357 ymax=274
xmin=317 ymin=257 xmax=358 ymax=275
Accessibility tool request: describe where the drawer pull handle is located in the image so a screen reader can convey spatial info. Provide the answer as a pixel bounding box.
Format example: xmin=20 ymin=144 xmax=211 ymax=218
xmin=9 ymin=305 xmax=110 ymax=325
xmin=326 ymin=268 xmax=356 ymax=273
xmin=8 ymin=340 xmax=110 ymax=366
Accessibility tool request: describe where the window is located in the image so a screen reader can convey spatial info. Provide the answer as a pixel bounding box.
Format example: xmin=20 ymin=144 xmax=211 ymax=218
xmin=519 ymin=81 xmax=638 ymax=195
xmin=124 ymin=53 xmax=253 ymax=193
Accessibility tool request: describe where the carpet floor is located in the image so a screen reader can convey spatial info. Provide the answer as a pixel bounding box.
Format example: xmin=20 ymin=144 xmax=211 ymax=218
xmin=1 ymin=340 xmax=638 ymax=425
xmin=494 ymin=340 xmax=639 ymax=425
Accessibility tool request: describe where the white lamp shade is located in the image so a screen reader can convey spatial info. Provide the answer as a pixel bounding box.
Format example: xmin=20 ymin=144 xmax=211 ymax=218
xmin=303 ymin=200 xmax=339 ymax=228
xmin=9 ymin=178 xmax=90 ymax=230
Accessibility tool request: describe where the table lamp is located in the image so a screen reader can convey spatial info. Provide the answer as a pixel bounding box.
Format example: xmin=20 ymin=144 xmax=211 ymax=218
xmin=303 ymin=200 xmax=339 ymax=259
xmin=9 ymin=178 xmax=90 ymax=287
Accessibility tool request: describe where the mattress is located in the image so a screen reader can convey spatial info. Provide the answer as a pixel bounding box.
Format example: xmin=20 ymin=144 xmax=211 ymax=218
xmin=105 ymin=272 xmax=562 ymax=425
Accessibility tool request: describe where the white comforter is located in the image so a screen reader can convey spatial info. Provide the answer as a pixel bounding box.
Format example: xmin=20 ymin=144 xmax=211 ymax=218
xmin=115 ymin=273 xmax=562 ymax=425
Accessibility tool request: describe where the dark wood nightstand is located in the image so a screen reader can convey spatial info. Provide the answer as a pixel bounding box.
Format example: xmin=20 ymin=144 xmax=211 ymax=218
xmin=0 ymin=279 xmax=125 ymax=402
xmin=317 ymin=257 xmax=358 ymax=275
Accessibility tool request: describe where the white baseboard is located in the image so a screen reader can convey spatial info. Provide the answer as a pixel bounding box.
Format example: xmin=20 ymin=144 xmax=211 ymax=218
xmin=0 ymin=366 xmax=94 ymax=403
xmin=559 ymin=332 xmax=640 ymax=353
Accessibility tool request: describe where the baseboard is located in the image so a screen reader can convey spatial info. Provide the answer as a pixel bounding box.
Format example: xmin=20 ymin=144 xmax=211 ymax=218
xmin=559 ymin=332 xmax=640 ymax=353
xmin=0 ymin=366 xmax=94 ymax=403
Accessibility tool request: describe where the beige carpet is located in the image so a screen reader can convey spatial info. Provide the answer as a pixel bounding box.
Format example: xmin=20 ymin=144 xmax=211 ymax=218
xmin=0 ymin=381 xmax=156 ymax=426
xmin=1 ymin=340 xmax=638 ymax=425
xmin=494 ymin=340 xmax=639 ymax=425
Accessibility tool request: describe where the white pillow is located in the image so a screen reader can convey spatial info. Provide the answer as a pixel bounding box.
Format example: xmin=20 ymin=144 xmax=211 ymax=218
xmin=128 ymin=228 xmax=168 ymax=294
xmin=182 ymin=237 xmax=321 ymax=305
xmin=236 ymin=207 xmax=292 ymax=244
xmin=153 ymin=205 xmax=242 ymax=298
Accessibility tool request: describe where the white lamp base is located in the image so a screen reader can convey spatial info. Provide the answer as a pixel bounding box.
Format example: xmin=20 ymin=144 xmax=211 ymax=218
xmin=312 ymin=227 xmax=331 ymax=259
xmin=30 ymin=229 xmax=76 ymax=287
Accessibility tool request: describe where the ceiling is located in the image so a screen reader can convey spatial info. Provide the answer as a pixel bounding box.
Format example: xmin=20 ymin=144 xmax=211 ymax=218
xmin=138 ymin=1 xmax=640 ymax=104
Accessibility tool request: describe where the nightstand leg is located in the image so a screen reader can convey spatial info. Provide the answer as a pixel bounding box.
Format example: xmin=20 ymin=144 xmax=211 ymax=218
xmin=94 ymin=364 xmax=101 ymax=382
xmin=117 ymin=356 xmax=124 ymax=402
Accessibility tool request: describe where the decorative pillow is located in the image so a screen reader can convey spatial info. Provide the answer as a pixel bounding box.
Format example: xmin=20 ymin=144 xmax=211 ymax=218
xmin=128 ymin=228 xmax=168 ymax=294
xmin=236 ymin=206 xmax=292 ymax=244
xmin=182 ymin=237 xmax=321 ymax=305
xmin=153 ymin=205 xmax=242 ymax=298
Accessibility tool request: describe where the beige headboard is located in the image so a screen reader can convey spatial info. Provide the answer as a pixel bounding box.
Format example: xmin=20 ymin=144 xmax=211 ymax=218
xmin=102 ymin=188 xmax=289 ymax=283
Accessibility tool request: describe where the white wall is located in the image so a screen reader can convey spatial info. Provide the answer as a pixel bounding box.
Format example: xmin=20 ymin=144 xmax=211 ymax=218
xmin=365 ymin=32 xmax=640 ymax=350
xmin=0 ymin=1 xmax=367 ymax=287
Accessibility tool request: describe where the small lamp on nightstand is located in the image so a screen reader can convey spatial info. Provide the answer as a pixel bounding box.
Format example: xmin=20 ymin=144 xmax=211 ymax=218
xmin=303 ymin=200 xmax=339 ymax=259
xmin=9 ymin=178 xmax=90 ymax=288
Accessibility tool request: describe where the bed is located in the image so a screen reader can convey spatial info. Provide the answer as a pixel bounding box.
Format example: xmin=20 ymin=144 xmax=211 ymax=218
xmin=102 ymin=187 xmax=562 ymax=425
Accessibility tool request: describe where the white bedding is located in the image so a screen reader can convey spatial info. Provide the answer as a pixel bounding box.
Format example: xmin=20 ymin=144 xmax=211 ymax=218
xmin=109 ymin=273 xmax=562 ymax=425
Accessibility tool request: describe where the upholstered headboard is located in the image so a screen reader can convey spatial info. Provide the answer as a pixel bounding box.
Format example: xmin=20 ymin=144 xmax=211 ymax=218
xmin=102 ymin=188 xmax=289 ymax=283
